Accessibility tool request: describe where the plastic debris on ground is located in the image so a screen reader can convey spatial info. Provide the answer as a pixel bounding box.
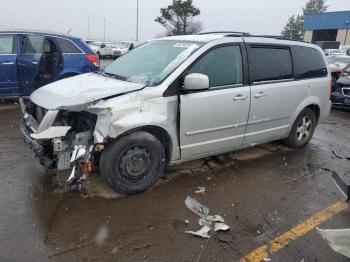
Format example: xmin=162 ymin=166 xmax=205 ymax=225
xmin=185 ymin=226 xmax=211 ymax=239
xmin=184 ymin=196 xmax=230 ymax=238
xmin=195 ymin=186 xmax=206 ymax=194
xmin=317 ymin=228 xmax=350 ymax=258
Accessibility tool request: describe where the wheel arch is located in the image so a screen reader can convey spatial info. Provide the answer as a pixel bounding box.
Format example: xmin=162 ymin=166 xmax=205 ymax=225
xmin=289 ymin=96 xmax=322 ymax=132
xmin=105 ymin=125 xmax=173 ymax=164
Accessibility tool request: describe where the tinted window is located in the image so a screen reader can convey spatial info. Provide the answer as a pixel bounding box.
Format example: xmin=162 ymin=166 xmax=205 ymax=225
xmin=189 ymin=45 xmax=243 ymax=88
xmin=21 ymin=35 xmax=44 ymax=54
xmin=0 ymin=35 xmax=15 ymax=54
xmin=56 ymin=38 xmax=82 ymax=53
xmin=292 ymin=46 xmax=328 ymax=79
xmin=250 ymin=46 xmax=293 ymax=82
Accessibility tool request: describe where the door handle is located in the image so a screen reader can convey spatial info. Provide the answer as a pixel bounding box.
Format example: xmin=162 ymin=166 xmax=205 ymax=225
xmin=254 ymin=92 xmax=267 ymax=98
xmin=233 ymin=94 xmax=248 ymax=101
xmin=1 ymin=62 xmax=15 ymax=65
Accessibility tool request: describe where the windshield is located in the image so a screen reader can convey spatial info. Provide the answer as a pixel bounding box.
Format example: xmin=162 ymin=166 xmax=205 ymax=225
xmin=104 ymin=40 xmax=203 ymax=85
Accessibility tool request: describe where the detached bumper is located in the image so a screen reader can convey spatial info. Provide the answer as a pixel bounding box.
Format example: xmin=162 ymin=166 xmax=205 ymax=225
xmin=20 ymin=120 xmax=54 ymax=168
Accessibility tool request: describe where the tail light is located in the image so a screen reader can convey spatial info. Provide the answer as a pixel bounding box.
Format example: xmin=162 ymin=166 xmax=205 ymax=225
xmin=86 ymin=54 xmax=100 ymax=67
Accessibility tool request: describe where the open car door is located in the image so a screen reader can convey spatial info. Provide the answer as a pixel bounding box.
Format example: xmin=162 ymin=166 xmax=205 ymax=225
xmin=18 ymin=35 xmax=44 ymax=96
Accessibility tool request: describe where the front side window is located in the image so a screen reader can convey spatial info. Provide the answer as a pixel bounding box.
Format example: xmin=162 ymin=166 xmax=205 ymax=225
xmin=56 ymin=38 xmax=82 ymax=54
xmin=250 ymin=46 xmax=293 ymax=82
xmin=21 ymin=35 xmax=44 ymax=54
xmin=0 ymin=35 xmax=15 ymax=54
xmin=293 ymin=46 xmax=328 ymax=79
xmin=188 ymin=45 xmax=243 ymax=88
xmin=104 ymin=40 xmax=203 ymax=85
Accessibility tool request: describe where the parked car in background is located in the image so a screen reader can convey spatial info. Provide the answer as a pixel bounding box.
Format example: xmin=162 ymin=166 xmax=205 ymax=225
xmin=331 ymin=69 xmax=350 ymax=109
xmin=20 ymin=32 xmax=331 ymax=195
xmin=324 ymin=49 xmax=345 ymax=56
xmin=340 ymin=45 xmax=350 ymax=56
xmin=327 ymin=55 xmax=350 ymax=87
xmin=111 ymin=41 xmax=137 ymax=59
xmin=89 ymin=41 xmax=114 ymax=58
xmin=0 ymin=30 xmax=99 ymax=97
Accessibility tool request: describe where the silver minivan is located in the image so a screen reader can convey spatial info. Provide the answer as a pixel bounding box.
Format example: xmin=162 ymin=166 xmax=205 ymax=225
xmin=20 ymin=32 xmax=331 ymax=195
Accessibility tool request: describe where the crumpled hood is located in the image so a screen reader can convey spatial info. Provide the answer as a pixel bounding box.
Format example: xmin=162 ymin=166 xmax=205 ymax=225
xmin=30 ymin=73 xmax=145 ymax=110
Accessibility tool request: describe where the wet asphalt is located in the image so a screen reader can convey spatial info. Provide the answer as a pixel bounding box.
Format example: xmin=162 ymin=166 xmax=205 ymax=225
xmin=0 ymin=105 xmax=350 ymax=262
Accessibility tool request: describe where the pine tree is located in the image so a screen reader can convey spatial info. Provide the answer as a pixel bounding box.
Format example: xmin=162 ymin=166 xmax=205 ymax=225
xmin=281 ymin=0 xmax=328 ymax=40
xmin=155 ymin=0 xmax=203 ymax=36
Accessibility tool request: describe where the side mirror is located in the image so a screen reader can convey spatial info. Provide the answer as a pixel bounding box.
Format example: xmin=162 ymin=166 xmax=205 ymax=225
xmin=183 ymin=73 xmax=209 ymax=91
xmin=101 ymin=44 xmax=106 ymax=48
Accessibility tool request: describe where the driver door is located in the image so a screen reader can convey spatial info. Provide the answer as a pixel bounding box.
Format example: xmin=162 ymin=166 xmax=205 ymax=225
xmin=180 ymin=44 xmax=251 ymax=160
xmin=18 ymin=35 xmax=44 ymax=95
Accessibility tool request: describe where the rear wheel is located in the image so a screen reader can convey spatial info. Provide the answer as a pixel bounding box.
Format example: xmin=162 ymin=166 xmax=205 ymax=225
xmin=284 ymin=108 xmax=316 ymax=148
xmin=100 ymin=131 xmax=166 ymax=195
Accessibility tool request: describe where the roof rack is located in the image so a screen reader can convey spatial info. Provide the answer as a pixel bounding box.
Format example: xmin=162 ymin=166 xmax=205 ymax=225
xmin=247 ymin=35 xmax=307 ymax=43
xmin=198 ymin=31 xmax=251 ymax=37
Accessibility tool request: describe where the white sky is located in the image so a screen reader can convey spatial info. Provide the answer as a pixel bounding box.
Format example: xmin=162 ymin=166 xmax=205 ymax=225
xmin=0 ymin=0 xmax=349 ymax=41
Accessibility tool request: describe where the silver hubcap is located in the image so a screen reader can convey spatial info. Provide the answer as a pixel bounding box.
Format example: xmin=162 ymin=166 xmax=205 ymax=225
xmin=296 ymin=116 xmax=312 ymax=142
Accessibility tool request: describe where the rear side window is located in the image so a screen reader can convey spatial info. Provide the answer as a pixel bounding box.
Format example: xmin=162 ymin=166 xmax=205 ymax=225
xmin=21 ymin=35 xmax=44 ymax=54
xmin=56 ymin=38 xmax=82 ymax=53
xmin=292 ymin=46 xmax=327 ymax=79
xmin=250 ymin=46 xmax=293 ymax=82
xmin=188 ymin=45 xmax=243 ymax=88
xmin=0 ymin=35 xmax=15 ymax=54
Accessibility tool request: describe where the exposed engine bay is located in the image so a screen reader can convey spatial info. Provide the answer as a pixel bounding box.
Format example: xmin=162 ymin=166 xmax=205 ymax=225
xmin=20 ymin=98 xmax=98 ymax=189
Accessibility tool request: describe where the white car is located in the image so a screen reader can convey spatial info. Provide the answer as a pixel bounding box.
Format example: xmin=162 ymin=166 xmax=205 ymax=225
xmin=89 ymin=41 xmax=114 ymax=58
xmin=324 ymin=49 xmax=345 ymax=56
xmin=20 ymin=33 xmax=331 ymax=195
xmin=111 ymin=41 xmax=137 ymax=59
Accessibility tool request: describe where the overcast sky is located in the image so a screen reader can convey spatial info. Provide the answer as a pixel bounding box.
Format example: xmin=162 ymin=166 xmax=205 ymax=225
xmin=0 ymin=0 xmax=349 ymax=41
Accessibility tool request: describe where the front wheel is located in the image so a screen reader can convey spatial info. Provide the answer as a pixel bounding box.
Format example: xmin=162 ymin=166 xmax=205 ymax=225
xmin=100 ymin=131 xmax=166 ymax=195
xmin=284 ymin=108 xmax=316 ymax=148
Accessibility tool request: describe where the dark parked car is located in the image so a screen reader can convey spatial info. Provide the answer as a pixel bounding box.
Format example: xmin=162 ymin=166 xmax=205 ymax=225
xmin=0 ymin=30 xmax=100 ymax=97
xmin=331 ymin=72 xmax=350 ymax=109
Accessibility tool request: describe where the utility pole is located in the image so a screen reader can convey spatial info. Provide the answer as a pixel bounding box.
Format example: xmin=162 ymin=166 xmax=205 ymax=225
xmin=87 ymin=14 xmax=90 ymax=39
xmin=136 ymin=0 xmax=139 ymax=41
xmin=103 ymin=18 xmax=106 ymax=41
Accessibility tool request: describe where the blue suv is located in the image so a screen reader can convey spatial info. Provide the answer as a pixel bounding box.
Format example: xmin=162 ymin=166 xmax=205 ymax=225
xmin=0 ymin=30 xmax=100 ymax=97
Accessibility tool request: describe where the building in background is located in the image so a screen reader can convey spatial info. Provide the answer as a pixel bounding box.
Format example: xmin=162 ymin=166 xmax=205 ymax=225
xmin=304 ymin=11 xmax=350 ymax=46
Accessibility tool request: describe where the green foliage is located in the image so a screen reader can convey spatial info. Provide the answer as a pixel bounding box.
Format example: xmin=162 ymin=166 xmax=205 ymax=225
xmin=155 ymin=0 xmax=203 ymax=36
xmin=281 ymin=15 xmax=304 ymax=41
xmin=281 ymin=0 xmax=328 ymax=40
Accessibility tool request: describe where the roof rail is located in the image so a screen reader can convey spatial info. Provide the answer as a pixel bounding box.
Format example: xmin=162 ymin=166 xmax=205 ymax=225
xmin=198 ymin=31 xmax=251 ymax=36
xmin=247 ymin=35 xmax=307 ymax=43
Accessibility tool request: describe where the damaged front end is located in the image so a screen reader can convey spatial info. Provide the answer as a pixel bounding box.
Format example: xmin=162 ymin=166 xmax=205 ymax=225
xmin=20 ymin=98 xmax=97 ymax=189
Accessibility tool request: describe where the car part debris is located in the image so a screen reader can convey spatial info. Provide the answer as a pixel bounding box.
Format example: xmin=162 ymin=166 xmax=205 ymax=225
xmin=207 ymin=215 xmax=225 ymax=222
xmin=332 ymin=172 xmax=350 ymax=202
xmin=214 ymin=223 xmax=230 ymax=232
xmin=66 ymin=145 xmax=94 ymax=191
xmin=184 ymin=196 xmax=230 ymax=239
xmin=185 ymin=226 xmax=211 ymax=239
xmin=185 ymin=196 xmax=209 ymax=218
xmin=195 ymin=186 xmax=206 ymax=194
xmin=199 ymin=218 xmax=212 ymax=227
xmin=317 ymin=228 xmax=350 ymax=258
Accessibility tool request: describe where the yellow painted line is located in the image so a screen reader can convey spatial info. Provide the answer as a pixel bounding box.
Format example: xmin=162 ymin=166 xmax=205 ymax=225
xmin=240 ymin=201 xmax=348 ymax=262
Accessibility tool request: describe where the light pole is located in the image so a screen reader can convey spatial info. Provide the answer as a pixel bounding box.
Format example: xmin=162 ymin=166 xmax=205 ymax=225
xmin=136 ymin=0 xmax=139 ymax=41
xmin=103 ymin=18 xmax=106 ymax=41
xmin=87 ymin=14 xmax=90 ymax=39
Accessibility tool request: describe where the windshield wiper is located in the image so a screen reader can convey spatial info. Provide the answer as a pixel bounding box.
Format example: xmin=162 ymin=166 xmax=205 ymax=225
xmin=100 ymin=71 xmax=127 ymax=81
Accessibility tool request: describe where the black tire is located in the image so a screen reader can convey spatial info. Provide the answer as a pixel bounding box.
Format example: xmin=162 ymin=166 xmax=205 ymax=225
xmin=284 ymin=108 xmax=316 ymax=148
xmin=100 ymin=131 xmax=166 ymax=195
